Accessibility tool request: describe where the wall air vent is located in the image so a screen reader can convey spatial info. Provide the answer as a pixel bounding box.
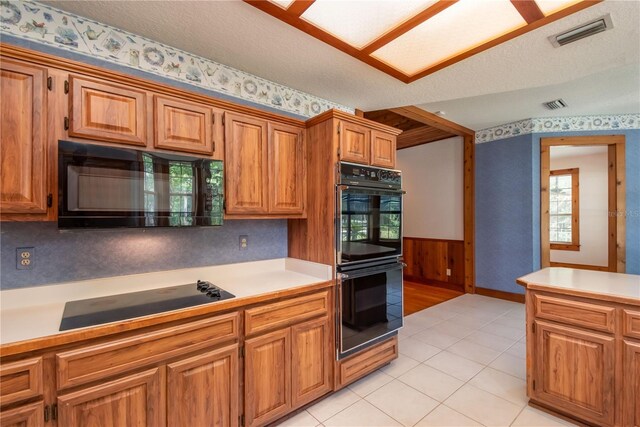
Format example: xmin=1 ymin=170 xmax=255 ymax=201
xmin=543 ymin=99 xmax=568 ymax=110
xmin=549 ymin=15 xmax=613 ymax=47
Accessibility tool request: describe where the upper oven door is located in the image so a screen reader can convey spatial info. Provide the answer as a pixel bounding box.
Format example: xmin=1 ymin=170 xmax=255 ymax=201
xmin=337 ymin=185 xmax=403 ymax=266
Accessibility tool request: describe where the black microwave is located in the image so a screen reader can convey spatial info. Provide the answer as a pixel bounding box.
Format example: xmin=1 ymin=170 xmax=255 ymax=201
xmin=58 ymin=140 xmax=223 ymax=228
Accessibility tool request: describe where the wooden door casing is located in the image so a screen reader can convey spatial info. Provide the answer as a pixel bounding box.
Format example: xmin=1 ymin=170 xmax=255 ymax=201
xmin=268 ymin=123 xmax=305 ymax=214
xmin=154 ymin=95 xmax=214 ymax=155
xmin=533 ymin=320 xmax=615 ymax=426
xmin=339 ymin=121 xmax=370 ymax=165
xmin=291 ymin=317 xmax=331 ymax=407
xmin=0 ymin=401 xmax=44 ymax=427
xmin=57 ymin=368 xmax=165 ymax=427
xmin=167 ymin=345 xmax=239 ymax=427
xmin=69 ymin=75 xmax=147 ymax=146
xmin=244 ymin=328 xmax=291 ymax=427
xmin=624 ymin=340 xmax=640 ymax=427
xmin=0 ymin=59 xmax=47 ymax=215
xmin=224 ymin=113 xmax=268 ymax=214
xmin=370 ymin=131 xmax=396 ymax=168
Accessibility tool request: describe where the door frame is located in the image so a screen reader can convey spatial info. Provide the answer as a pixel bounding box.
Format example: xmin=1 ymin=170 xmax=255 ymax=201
xmin=540 ymin=135 xmax=626 ymax=272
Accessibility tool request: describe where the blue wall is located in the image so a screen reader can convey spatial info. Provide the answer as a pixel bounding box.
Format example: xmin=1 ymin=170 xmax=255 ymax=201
xmin=0 ymin=220 xmax=287 ymax=290
xmin=476 ymin=129 xmax=640 ymax=294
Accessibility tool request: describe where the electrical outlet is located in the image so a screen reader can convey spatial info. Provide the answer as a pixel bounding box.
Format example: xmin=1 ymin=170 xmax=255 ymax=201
xmin=446 ymin=268 xmax=451 ymax=276
xmin=239 ymin=235 xmax=248 ymax=251
xmin=16 ymin=247 xmax=34 ymax=270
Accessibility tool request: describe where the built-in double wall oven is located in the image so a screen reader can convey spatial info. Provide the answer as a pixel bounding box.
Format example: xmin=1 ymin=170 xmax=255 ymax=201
xmin=336 ymin=162 xmax=404 ymax=359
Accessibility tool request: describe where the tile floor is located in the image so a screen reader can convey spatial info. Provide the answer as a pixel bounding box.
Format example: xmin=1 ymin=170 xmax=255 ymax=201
xmin=277 ymin=294 xmax=577 ymax=427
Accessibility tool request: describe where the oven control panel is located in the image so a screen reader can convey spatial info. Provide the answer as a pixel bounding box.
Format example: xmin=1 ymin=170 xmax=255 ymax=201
xmin=339 ymin=162 xmax=401 ymax=189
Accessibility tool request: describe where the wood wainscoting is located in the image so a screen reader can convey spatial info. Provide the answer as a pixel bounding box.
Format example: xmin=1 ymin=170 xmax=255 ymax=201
xmin=403 ymin=237 xmax=465 ymax=291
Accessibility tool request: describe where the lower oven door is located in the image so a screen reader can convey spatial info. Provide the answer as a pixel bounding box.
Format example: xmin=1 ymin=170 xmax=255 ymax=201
xmin=338 ymin=261 xmax=404 ymax=359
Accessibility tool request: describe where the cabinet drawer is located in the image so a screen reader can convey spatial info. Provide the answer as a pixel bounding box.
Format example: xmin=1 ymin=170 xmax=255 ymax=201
xmin=623 ymin=309 xmax=640 ymax=340
xmin=245 ymin=291 xmax=329 ymax=336
xmin=56 ymin=312 xmax=238 ymax=389
xmin=0 ymin=357 xmax=43 ymax=405
xmin=534 ymin=294 xmax=615 ymax=333
xmin=337 ymin=336 xmax=397 ymax=389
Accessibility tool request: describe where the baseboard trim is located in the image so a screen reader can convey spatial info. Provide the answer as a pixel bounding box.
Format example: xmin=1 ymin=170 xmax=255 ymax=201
xmin=475 ymin=287 xmax=525 ymax=303
xmin=404 ymin=275 xmax=465 ymax=292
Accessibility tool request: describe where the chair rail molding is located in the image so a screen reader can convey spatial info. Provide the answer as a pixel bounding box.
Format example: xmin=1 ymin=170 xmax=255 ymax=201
xmin=0 ymin=0 xmax=353 ymax=118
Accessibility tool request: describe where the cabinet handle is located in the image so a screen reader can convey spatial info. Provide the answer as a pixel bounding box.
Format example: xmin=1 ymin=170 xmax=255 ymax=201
xmin=64 ymin=80 xmax=69 ymax=94
xmin=64 ymin=117 xmax=69 ymax=130
xmin=44 ymin=405 xmax=50 ymax=422
xmin=47 ymin=76 xmax=52 ymax=91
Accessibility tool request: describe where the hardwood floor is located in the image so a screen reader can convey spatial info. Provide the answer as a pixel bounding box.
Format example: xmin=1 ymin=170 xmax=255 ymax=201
xmin=403 ymin=281 xmax=463 ymax=315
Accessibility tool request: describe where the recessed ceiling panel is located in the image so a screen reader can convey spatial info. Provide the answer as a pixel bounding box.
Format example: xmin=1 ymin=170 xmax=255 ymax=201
xmin=301 ymin=0 xmax=438 ymax=48
xmin=535 ymin=0 xmax=583 ymax=16
xmin=269 ymin=0 xmax=295 ymax=9
xmin=372 ymin=0 xmax=528 ymax=75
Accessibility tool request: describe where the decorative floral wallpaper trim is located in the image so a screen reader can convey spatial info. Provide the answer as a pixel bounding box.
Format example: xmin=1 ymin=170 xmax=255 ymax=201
xmin=0 ymin=0 xmax=353 ymax=117
xmin=476 ymin=114 xmax=640 ymax=144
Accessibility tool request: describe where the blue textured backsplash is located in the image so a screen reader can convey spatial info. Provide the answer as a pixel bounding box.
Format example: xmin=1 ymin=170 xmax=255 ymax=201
xmin=0 ymin=220 xmax=287 ymax=290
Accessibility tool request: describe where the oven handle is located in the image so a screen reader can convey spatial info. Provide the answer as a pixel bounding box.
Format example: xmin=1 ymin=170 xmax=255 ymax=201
xmin=336 ymin=184 xmax=406 ymax=195
xmin=338 ymin=262 xmax=406 ymax=280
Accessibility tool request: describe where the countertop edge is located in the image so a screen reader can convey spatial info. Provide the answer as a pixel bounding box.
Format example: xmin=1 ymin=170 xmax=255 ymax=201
xmin=0 ymin=279 xmax=333 ymax=358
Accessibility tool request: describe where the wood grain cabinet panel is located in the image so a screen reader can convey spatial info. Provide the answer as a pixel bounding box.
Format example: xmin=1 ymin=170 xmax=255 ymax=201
xmin=534 ymin=294 xmax=615 ymax=333
xmin=268 ymin=123 xmax=305 ymax=214
xmin=154 ymin=95 xmax=215 ymax=155
xmin=370 ymin=131 xmax=396 ymax=168
xmin=0 ymin=401 xmax=44 ymax=427
xmin=337 ymin=336 xmax=398 ymax=389
xmin=69 ymin=75 xmax=147 ymax=146
xmin=167 ymin=344 xmax=239 ymax=427
xmin=291 ymin=317 xmax=331 ymax=407
xmin=623 ymin=340 xmax=640 ymax=427
xmin=244 ymin=328 xmax=291 ymax=427
xmin=624 ymin=309 xmax=640 ymax=340
xmin=339 ymin=121 xmax=370 ymax=164
xmin=0 ymin=357 xmax=43 ymax=406
xmin=58 ymin=367 xmax=164 ymax=427
xmin=533 ymin=320 xmax=615 ymax=426
xmin=0 ymin=60 xmax=47 ymax=215
xmin=224 ymin=112 xmax=268 ymax=214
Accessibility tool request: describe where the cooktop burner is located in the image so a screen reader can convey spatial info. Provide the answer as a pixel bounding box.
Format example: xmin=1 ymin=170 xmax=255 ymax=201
xmin=59 ymin=280 xmax=235 ymax=331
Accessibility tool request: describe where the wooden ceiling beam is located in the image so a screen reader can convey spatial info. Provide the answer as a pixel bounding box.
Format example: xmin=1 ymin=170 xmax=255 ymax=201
xmin=397 ymin=125 xmax=456 ymax=149
xmin=287 ymin=0 xmax=315 ymax=17
xmin=510 ymin=0 xmax=545 ymax=24
xmin=390 ymin=106 xmax=474 ymax=136
xmin=360 ymin=0 xmax=458 ymax=54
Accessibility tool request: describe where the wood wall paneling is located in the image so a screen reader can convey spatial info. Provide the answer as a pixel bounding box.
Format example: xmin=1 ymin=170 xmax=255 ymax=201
xmin=403 ymin=237 xmax=465 ymax=290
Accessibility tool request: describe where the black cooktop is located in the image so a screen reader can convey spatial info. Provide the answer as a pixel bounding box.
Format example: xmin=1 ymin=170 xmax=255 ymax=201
xmin=59 ymin=280 xmax=235 ymax=331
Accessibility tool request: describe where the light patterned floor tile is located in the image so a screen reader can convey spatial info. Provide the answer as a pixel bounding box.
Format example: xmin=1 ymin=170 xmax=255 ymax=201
xmin=424 ymin=351 xmax=484 ymax=382
xmin=444 ymin=383 xmax=523 ymax=426
xmin=306 ymin=388 xmax=360 ymax=422
xmin=505 ymin=340 xmax=526 ymax=359
xmin=323 ymin=399 xmax=401 ymax=427
xmin=398 ymin=337 xmax=442 ymax=361
xmin=427 ymin=320 xmax=476 ymax=339
xmin=469 ymin=367 xmax=528 ymax=406
xmin=415 ymin=404 xmax=482 ymax=426
xmin=379 ymin=353 xmax=421 ymax=378
xmin=348 ymin=369 xmax=394 ymax=397
xmin=411 ymin=329 xmax=461 ymax=350
xmin=490 ymin=352 xmax=527 ymax=380
xmin=276 ymin=410 xmax=321 ymax=427
xmin=446 ymin=338 xmax=503 ymax=365
xmin=511 ymin=406 xmax=578 ymax=426
xmin=365 ymin=380 xmax=439 ymax=427
xmin=397 ymin=364 xmax=464 ymax=402
xmin=465 ymin=330 xmax=517 ymax=352
xmin=481 ymin=322 xmax=526 ymax=341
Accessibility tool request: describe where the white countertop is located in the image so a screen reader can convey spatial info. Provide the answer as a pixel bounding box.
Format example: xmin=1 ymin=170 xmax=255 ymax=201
xmin=517 ymin=267 xmax=640 ymax=302
xmin=0 ymin=258 xmax=332 ymax=346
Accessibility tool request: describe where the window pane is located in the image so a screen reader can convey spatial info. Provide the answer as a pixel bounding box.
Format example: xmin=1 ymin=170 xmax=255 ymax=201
xmin=557 ymin=231 xmax=571 ymax=243
xmin=557 ymin=200 xmax=571 ymax=214
xmin=550 ymin=230 xmax=558 ymax=242
xmin=549 ymin=201 xmax=558 ymax=214
xmin=556 ymin=175 xmax=571 ymax=189
xmin=557 ymin=214 xmax=571 ymax=230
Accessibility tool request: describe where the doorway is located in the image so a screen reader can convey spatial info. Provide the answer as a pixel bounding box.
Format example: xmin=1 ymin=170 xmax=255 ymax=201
xmin=540 ymin=135 xmax=626 ymax=272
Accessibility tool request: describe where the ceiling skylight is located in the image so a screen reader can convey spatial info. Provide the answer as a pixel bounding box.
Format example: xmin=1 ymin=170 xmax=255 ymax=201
xmin=535 ymin=0 xmax=584 ymax=16
xmin=269 ymin=0 xmax=295 ymax=9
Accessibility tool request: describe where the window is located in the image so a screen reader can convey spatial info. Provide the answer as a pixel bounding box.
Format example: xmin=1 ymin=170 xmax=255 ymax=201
xmin=549 ymin=168 xmax=580 ymax=251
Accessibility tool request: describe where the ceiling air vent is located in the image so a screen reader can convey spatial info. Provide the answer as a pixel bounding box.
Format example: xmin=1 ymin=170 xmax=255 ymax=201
xmin=549 ymin=14 xmax=613 ymax=47
xmin=543 ymin=99 xmax=568 ymax=110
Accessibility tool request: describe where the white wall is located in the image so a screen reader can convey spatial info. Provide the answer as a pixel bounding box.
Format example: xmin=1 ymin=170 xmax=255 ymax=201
xmin=550 ymin=145 xmax=609 ymax=267
xmin=396 ymin=136 xmax=464 ymax=240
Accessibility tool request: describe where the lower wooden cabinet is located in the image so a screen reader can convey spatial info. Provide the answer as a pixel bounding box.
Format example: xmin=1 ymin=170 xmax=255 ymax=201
xmin=57 ymin=367 xmax=164 ymax=427
xmin=291 ymin=317 xmax=332 ymax=407
xmin=167 ymin=344 xmax=239 ymax=427
xmin=624 ymin=340 xmax=640 ymax=427
xmin=0 ymin=401 xmax=44 ymax=427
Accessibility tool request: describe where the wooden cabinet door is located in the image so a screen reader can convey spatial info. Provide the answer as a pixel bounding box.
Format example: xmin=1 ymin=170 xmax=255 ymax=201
xmin=244 ymin=329 xmax=291 ymax=427
xmin=154 ymin=95 xmax=214 ymax=155
xmin=624 ymin=340 xmax=640 ymax=427
xmin=69 ymin=75 xmax=147 ymax=146
xmin=0 ymin=401 xmax=44 ymax=427
xmin=0 ymin=60 xmax=47 ymax=215
xmin=224 ymin=113 xmax=268 ymax=214
xmin=291 ymin=317 xmax=331 ymax=408
xmin=268 ymin=123 xmax=305 ymax=214
xmin=167 ymin=345 xmax=239 ymax=427
xmin=370 ymin=131 xmax=396 ymax=168
xmin=339 ymin=121 xmax=370 ymax=164
xmin=533 ymin=321 xmax=615 ymax=426
xmin=58 ymin=368 xmax=164 ymax=427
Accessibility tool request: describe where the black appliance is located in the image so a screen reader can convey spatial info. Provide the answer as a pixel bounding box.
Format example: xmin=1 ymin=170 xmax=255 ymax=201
xmin=59 ymin=280 xmax=234 ymax=331
xmin=58 ymin=140 xmax=224 ymax=228
xmin=336 ymin=162 xmax=405 ymax=359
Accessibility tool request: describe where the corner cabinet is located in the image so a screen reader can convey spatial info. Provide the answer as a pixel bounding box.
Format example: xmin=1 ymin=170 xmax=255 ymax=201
xmin=225 ymin=112 xmax=305 ymax=217
xmin=0 ymin=59 xmax=48 ymax=218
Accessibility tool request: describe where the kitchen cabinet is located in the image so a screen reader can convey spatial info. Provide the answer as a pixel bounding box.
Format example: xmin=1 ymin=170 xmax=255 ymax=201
xmin=68 ymin=75 xmax=148 ymax=146
xmin=154 ymin=95 xmax=221 ymax=155
xmin=0 ymin=401 xmax=44 ymax=427
xmin=291 ymin=317 xmax=332 ymax=407
xmin=339 ymin=121 xmax=370 ymax=164
xmin=0 ymin=59 xmax=48 ymax=217
xmin=268 ymin=123 xmax=305 ymax=214
xmin=371 ymin=130 xmax=396 ymax=168
xmin=624 ymin=340 xmax=640 ymax=427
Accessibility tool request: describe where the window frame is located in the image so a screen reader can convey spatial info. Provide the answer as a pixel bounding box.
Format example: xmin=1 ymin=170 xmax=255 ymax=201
xmin=549 ymin=168 xmax=580 ymax=251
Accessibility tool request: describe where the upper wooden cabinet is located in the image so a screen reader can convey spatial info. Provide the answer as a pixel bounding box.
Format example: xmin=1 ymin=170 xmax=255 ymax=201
xmin=69 ymin=75 xmax=147 ymax=146
xmin=154 ymin=95 xmax=221 ymax=155
xmin=339 ymin=121 xmax=370 ymax=164
xmin=371 ymin=131 xmax=396 ymax=168
xmin=0 ymin=59 xmax=48 ymax=216
xmin=268 ymin=123 xmax=305 ymax=214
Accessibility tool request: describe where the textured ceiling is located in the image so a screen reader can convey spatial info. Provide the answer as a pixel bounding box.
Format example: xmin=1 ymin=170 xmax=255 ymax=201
xmin=41 ymin=0 xmax=640 ymax=130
